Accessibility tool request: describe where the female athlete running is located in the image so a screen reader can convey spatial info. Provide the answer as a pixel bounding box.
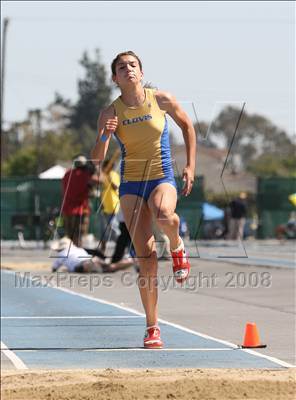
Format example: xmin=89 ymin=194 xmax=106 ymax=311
xmin=91 ymin=51 xmax=196 ymax=349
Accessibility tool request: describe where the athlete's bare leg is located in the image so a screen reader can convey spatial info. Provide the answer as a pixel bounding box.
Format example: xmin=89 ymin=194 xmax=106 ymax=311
xmin=148 ymin=183 xmax=180 ymax=250
xmin=120 ymin=195 xmax=158 ymax=327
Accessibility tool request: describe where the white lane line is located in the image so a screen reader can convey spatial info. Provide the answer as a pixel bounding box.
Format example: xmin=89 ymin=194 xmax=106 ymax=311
xmin=241 ymin=349 xmax=296 ymax=369
xmin=0 ymin=341 xmax=28 ymax=370
xmin=83 ymin=348 xmax=234 ymax=352
xmin=53 ymin=285 xmax=296 ymax=368
xmin=0 ymin=347 xmax=235 ymax=352
xmin=155 ymin=318 xmax=296 ymax=369
xmin=1 ymin=316 xmax=144 ymax=319
xmin=4 ymin=271 xmax=295 ymax=369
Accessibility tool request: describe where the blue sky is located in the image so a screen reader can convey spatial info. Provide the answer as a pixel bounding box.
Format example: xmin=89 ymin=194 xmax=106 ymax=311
xmin=1 ymin=1 xmax=294 ymax=137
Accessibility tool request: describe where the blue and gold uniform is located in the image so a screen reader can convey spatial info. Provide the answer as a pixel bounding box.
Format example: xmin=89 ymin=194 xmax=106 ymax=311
xmin=113 ymin=88 xmax=177 ymax=200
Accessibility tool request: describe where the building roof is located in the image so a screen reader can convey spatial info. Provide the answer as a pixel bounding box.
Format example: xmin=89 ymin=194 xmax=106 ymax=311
xmin=171 ymin=143 xmax=256 ymax=194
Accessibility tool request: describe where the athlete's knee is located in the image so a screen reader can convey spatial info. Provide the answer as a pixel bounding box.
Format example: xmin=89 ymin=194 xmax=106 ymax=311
xmin=154 ymin=206 xmax=175 ymax=221
xmin=156 ymin=209 xmax=179 ymax=227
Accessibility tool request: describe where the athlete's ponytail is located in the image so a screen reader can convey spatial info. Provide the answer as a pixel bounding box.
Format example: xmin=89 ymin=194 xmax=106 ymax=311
xmin=143 ymin=82 xmax=158 ymax=90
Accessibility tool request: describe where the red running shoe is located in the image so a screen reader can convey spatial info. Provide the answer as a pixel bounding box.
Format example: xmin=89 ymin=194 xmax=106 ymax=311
xmin=171 ymin=239 xmax=191 ymax=284
xmin=144 ymin=326 xmax=163 ymax=349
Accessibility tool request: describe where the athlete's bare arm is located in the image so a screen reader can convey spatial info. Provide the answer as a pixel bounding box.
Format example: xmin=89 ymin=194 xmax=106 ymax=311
xmin=90 ymin=105 xmax=118 ymax=164
xmin=155 ymin=90 xmax=197 ymax=196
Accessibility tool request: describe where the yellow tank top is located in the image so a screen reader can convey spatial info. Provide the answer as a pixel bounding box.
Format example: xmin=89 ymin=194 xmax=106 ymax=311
xmin=112 ymin=88 xmax=174 ymax=182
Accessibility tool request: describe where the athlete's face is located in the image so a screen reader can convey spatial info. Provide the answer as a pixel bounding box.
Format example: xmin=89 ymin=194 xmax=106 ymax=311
xmin=112 ymin=55 xmax=143 ymax=88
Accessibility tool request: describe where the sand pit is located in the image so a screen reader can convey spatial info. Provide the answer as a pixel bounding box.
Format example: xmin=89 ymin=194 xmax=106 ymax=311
xmin=1 ymin=262 xmax=51 ymax=272
xmin=1 ymin=368 xmax=295 ymax=400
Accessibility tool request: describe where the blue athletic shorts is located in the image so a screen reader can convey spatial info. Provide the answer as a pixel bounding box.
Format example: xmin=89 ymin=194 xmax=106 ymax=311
xmin=119 ymin=175 xmax=177 ymax=202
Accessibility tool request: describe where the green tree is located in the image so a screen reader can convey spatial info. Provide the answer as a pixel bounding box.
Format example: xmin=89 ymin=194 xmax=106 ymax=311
xmin=39 ymin=130 xmax=81 ymax=169
xmin=210 ymin=106 xmax=294 ymax=168
xmin=52 ymin=91 xmax=72 ymax=108
xmin=2 ymin=48 xmax=113 ymax=177
xmin=248 ymin=153 xmax=296 ymax=177
xmin=2 ymin=131 xmax=81 ymax=177
xmin=70 ymin=49 xmax=112 ymax=135
xmin=2 ymin=146 xmax=38 ymax=176
xmin=71 ymin=124 xmax=99 ymax=156
xmin=1 ymin=121 xmax=33 ymax=162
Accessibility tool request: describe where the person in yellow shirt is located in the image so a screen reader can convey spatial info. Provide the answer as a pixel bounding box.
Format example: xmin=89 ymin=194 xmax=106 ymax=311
xmin=99 ymin=159 xmax=120 ymax=252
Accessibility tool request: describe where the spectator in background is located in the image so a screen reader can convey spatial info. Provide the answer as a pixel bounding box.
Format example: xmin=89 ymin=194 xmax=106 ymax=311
xmin=61 ymin=155 xmax=99 ymax=247
xmin=51 ymin=237 xmax=102 ymax=273
xmin=51 ymin=236 xmax=135 ymax=274
xmin=109 ymin=208 xmax=134 ymax=263
xmin=275 ymin=211 xmax=296 ymax=240
xmin=222 ymin=205 xmax=232 ymax=239
xmin=95 ymin=207 xmax=139 ymax=273
xmin=98 ymin=159 xmax=120 ymax=253
xmin=227 ymin=192 xmax=247 ymax=240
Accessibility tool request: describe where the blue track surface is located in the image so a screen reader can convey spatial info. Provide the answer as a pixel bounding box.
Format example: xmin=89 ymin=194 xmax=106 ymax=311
xmin=1 ymin=270 xmax=287 ymax=369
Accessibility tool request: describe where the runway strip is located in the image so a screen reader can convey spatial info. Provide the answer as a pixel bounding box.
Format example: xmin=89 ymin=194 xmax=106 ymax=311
xmin=1 ymin=270 xmax=294 ymax=369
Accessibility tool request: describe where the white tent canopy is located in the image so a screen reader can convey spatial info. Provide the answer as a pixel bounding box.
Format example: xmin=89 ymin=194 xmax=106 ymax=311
xmin=38 ymin=165 xmax=67 ymax=179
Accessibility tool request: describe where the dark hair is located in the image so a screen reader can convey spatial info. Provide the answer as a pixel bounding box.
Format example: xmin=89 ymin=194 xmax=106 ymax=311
xmin=111 ymin=51 xmax=142 ymax=75
xmin=102 ymin=159 xmax=114 ymax=170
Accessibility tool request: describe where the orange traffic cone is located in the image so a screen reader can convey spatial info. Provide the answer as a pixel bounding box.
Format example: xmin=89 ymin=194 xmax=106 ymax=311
xmin=241 ymin=322 xmax=267 ymax=348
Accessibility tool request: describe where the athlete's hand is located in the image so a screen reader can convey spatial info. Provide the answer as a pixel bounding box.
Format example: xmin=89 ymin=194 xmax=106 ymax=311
xmin=182 ymin=166 xmax=194 ymax=197
xmin=104 ymin=116 xmax=118 ymax=136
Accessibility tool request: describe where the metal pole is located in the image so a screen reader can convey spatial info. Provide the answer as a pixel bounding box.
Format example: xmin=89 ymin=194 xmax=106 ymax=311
xmin=1 ymin=17 xmax=9 ymax=134
xmin=35 ymin=109 xmax=42 ymax=175
xmin=29 ymin=108 xmax=42 ymax=174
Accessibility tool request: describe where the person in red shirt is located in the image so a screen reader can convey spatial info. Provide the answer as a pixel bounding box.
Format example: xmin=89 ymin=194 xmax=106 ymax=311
xmin=61 ymin=155 xmax=98 ymax=246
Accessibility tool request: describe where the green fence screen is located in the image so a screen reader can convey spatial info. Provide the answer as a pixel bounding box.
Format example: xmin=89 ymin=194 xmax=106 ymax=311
xmin=1 ymin=176 xmax=204 ymax=241
xmin=3 ymin=176 xmax=294 ymax=240
xmin=256 ymin=177 xmax=296 ymax=238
